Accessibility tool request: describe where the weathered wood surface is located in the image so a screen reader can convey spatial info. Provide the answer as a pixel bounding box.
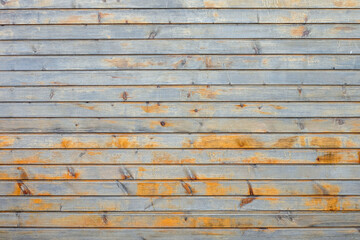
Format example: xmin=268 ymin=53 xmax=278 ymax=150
xmin=2 ymin=180 xmax=359 ymax=196
xmin=2 ymin=86 xmax=360 ymax=102
xmin=1 ymin=211 xmax=360 ymax=227
xmin=2 ymin=118 xmax=360 ymax=133
xmin=3 ymin=40 xmax=360 ymax=55
xmin=1 ymin=71 xmax=360 ymax=86
xmin=2 ymin=10 xmax=360 ymax=24
xmin=1 ymin=228 xmax=359 ymax=240
xmin=1 ymin=149 xmax=359 ymax=164
xmin=2 ymin=24 xmax=360 ymax=40
xmin=1 ymin=0 xmax=360 ymax=238
xmin=1 ymin=197 xmax=360 ymax=211
xmin=2 ymin=102 xmax=360 ymax=117
xmin=1 ymin=55 xmax=360 ymax=70
xmin=1 ymin=165 xmax=359 ymax=180
xmin=0 ymin=134 xmax=359 ymax=149
xmin=1 ymin=0 xmax=360 ymax=8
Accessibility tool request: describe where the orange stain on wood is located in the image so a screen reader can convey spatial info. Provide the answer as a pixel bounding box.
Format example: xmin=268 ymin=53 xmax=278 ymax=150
xmin=151 ymin=151 xmax=195 ymax=164
xmin=254 ymin=186 xmax=280 ymax=195
xmin=205 ymin=182 xmax=233 ymax=195
xmin=0 ymin=136 xmax=15 ymax=147
xmin=272 ymin=136 xmax=298 ymax=148
xmin=13 ymin=154 xmax=43 ymax=164
xmin=183 ymin=135 xmax=263 ymax=148
xmin=310 ymin=137 xmax=342 ymax=148
xmin=316 ymin=152 xmax=343 ymax=163
xmin=59 ymin=16 xmax=84 ymax=24
xmin=75 ymin=103 xmax=96 ymax=111
xmin=136 ymin=182 xmax=174 ymax=195
xmin=60 ymin=139 xmax=100 ymax=148
xmin=104 ymin=58 xmax=157 ymax=69
xmin=290 ymin=26 xmax=306 ymax=37
xmin=334 ymin=0 xmax=357 ymax=7
xmin=189 ymin=87 xmax=220 ymax=99
xmin=113 ymin=137 xmax=139 ymax=148
xmin=141 ymin=104 xmax=169 ymax=113
xmin=305 ymin=197 xmax=341 ymax=211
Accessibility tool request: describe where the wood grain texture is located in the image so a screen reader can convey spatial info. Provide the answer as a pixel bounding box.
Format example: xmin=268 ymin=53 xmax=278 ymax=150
xmin=2 ymin=40 xmax=360 ymax=55
xmin=1 ymin=149 xmax=359 ymax=164
xmin=1 ymin=165 xmax=359 ymax=180
xmin=1 ymin=71 xmax=360 ymax=86
xmin=1 ymin=197 xmax=360 ymax=211
xmin=2 ymin=118 xmax=359 ymax=133
xmin=2 ymin=86 xmax=360 ymax=102
xmin=2 ymin=102 xmax=360 ymax=117
xmin=1 ymin=0 xmax=360 ymax=8
xmin=1 ymin=211 xmax=360 ymax=227
xmin=0 ymin=133 xmax=359 ymax=149
xmin=1 ymin=55 xmax=360 ymax=70
xmin=2 ymin=24 xmax=359 ymax=40
xmin=0 ymin=228 xmax=359 ymax=240
xmin=2 ymin=180 xmax=359 ymax=196
xmin=2 ymin=9 xmax=360 ymax=24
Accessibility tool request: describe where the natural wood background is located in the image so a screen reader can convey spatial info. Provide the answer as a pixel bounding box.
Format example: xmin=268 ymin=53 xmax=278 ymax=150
xmin=0 ymin=0 xmax=360 ymax=239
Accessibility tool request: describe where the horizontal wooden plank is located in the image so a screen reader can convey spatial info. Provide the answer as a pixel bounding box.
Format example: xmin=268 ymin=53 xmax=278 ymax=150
xmin=0 ymin=134 xmax=359 ymax=149
xmin=2 ymin=180 xmax=359 ymax=196
xmin=2 ymin=10 xmax=360 ymax=24
xmin=2 ymin=24 xmax=359 ymax=40
xmin=1 ymin=211 xmax=360 ymax=227
xmin=1 ymin=196 xmax=360 ymax=211
xmin=1 ymin=0 xmax=360 ymax=9
xmin=2 ymin=102 xmax=360 ymax=117
xmin=2 ymin=86 xmax=360 ymax=102
xmin=1 ymin=71 xmax=360 ymax=86
xmin=1 ymin=149 xmax=359 ymax=164
xmin=2 ymin=40 xmax=360 ymax=55
xmin=1 ymin=165 xmax=359 ymax=180
xmin=1 ymin=55 xmax=360 ymax=71
xmin=0 ymin=228 xmax=359 ymax=240
xmin=2 ymin=118 xmax=360 ymax=133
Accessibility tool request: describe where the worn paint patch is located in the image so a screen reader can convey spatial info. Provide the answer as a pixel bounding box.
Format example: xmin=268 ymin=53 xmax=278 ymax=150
xmin=334 ymin=0 xmax=357 ymax=7
xmin=310 ymin=137 xmax=342 ymax=148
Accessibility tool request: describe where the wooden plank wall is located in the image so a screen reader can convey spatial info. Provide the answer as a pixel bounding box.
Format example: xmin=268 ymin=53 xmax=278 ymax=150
xmin=0 ymin=0 xmax=360 ymax=239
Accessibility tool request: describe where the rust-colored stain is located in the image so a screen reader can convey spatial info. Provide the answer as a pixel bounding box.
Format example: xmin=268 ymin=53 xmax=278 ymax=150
xmin=310 ymin=137 xmax=342 ymax=148
xmin=136 ymin=182 xmax=175 ymax=195
xmin=334 ymin=0 xmax=357 ymax=7
xmin=189 ymin=87 xmax=221 ymax=99
xmin=272 ymin=136 xmax=298 ymax=148
xmin=240 ymin=197 xmax=256 ymax=208
xmin=151 ymin=151 xmax=196 ymax=164
xmin=183 ymin=135 xmax=264 ymax=148
xmin=305 ymin=197 xmax=341 ymax=211
xmin=290 ymin=26 xmax=308 ymax=37
xmin=316 ymin=152 xmax=342 ymax=163
xmin=104 ymin=58 xmax=160 ymax=69
xmin=205 ymin=182 xmax=233 ymax=195
xmin=58 ymin=16 xmax=84 ymax=24
xmin=141 ymin=103 xmax=169 ymax=113
xmin=253 ymin=186 xmax=280 ymax=196
xmin=0 ymin=136 xmax=15 ymax=147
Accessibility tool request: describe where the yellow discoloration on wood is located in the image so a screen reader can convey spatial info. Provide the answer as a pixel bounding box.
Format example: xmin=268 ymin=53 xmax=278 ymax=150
xmin=334 ymin=0 xmax=357 ymax=7
xmin=183 ymin=135 xmax=264 ymax=148
xmin=310 ymin=137 xmax=342 ymax=148
xmin=0 ymin=136 xmax=15 ymax=147
xmin=140 ymin=104 xmax=169 ymax=113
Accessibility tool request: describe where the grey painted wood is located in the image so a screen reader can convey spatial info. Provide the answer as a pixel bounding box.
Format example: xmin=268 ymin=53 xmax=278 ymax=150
xmin=1 ymin=211 xmax=360 ymax=227
xmin=1 ymin=149 xmax=359 ymax=164
xmin=1 ymin=118 xmax=360 ymax=133
xmin=1 ymin=71 xmax=360 ymax=86
xmin=2 ymin=180 xmax=359 ymax=196
xmin=1 ymin=24 xmax=359 ymax=40
xmin=2 ymin=102 xmax=360 ymax=117
xmin=2 ymin=40 xmax=360 ymax=55
xmin=1 ymin=196 xmax=360 ymax=211
xmin=2 ymin=9 xmax=360 ymax=24
xmin=0 ymin=228 xmax=359 ymax=240
xmin=1 ymin=165 xmax=359 ymax=180
xmin=1 ymin=0 xmax=360 ymax=8
xmin=1 ymin=85 xmax=359 ymax=101
xmin=0 ymin=133 xmax=359 ymax=149
xmin=1 ymin=55 xmax=360 ymax=70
